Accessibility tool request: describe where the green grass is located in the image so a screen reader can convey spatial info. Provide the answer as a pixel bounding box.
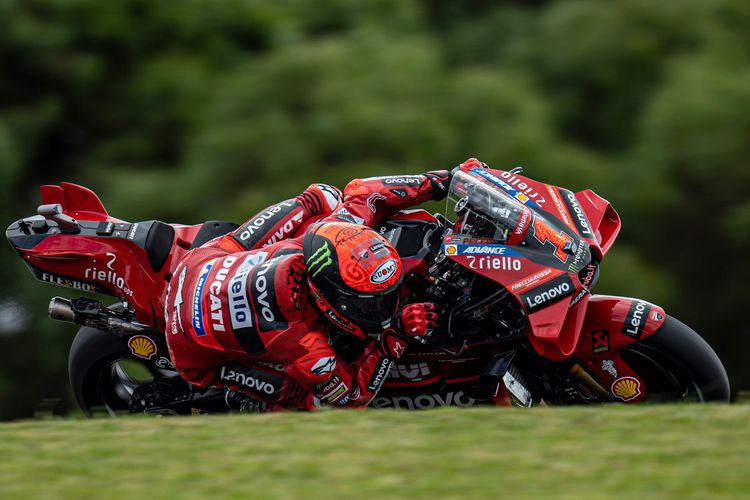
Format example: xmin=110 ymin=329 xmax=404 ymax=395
xmin=1 ymin=405 xmax=749 ymax=499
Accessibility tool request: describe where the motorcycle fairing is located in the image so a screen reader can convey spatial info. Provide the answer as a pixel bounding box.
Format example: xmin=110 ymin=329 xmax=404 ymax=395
xmin=572 ymin=295 xmax=667 ymax=402
xmin=41 ymin=182 xmax=114 ymax=222
xmin=444 ymin=167 xmax=622 ymax=360
xmin=7 ymin=183 xmax=206 ymax=329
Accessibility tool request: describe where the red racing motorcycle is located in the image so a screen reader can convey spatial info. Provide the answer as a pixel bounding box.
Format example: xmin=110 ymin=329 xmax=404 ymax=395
xmin=6 ymin=166 xmax=730 ymax=415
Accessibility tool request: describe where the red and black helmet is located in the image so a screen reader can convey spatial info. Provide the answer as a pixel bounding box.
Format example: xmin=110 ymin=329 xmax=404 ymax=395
xmin=303 ymin=222 xmax=403 ymax=338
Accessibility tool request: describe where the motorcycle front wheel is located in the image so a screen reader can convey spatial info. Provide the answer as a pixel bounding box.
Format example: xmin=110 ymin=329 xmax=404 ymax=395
xmin=620 ymin=315 xmax=730 ymax=402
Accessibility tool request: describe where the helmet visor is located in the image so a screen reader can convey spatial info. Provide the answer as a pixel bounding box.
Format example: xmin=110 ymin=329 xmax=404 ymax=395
xmin=334 ymin=287 xmax=400 ymax=332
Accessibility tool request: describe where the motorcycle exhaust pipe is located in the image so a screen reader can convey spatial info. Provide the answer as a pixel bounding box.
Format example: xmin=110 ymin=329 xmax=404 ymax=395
xmin=48 ymin=297 xmax=76 ymax=323
xmin=48 ymin=296 xmax=148 ymax=335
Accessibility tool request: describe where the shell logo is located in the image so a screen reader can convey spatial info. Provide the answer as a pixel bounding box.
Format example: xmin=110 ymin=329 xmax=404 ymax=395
xmin=128 ymin=335 xmax=157 ymax=360
xmin=445 ymin=245 xmax=457 ymax=255
xmin=516 ymin=193 xmax=529 ymax=203
xmin=611 ymin=376 xmax=641 ymax=402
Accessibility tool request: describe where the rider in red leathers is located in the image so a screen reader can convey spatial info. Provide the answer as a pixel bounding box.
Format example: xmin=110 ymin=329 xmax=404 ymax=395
xmin=163 ymin=168 xmax=454 ymax=411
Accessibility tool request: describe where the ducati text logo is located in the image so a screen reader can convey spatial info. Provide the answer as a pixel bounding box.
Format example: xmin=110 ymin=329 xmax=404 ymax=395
xmin=370 ymin=259 xmax=398 ymax=284
xmin=520 ymin=275 xmax=575 ymax=311
xmin=208 ymin=255 xmax=238 ymax=333
xmin=622 ymin=300 xmax=652 ymax=339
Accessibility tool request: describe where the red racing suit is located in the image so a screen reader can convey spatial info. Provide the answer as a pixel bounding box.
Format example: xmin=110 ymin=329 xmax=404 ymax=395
xmin=163 ymin=173 xmax=450 ymax=410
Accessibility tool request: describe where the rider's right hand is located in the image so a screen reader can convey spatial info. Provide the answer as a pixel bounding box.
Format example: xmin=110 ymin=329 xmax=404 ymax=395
xmin=398 ymin=302 xmax=439 ymax=338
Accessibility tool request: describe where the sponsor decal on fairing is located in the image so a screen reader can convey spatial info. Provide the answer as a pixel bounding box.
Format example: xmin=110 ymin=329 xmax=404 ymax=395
xmin=602 ymin=359 xmax=618 ymax=378
xmin=509 ymin=268 xmax=555 ymax=292
xmin=155 ymin=357 xmax=175 ymax=369
xmin=471 ymin=168 xmax=546 ymax=209
xmin=611 ymin=376 xmax=641 ymax=402
xmin=592 ymin=329 xmax=610 ymax=354
xmin=622 ymin=299 xmax=653 ymax=339
xmin=560 ymin=189 xmax=594 ymax=238
xmin=370 ymin=391 xmax=477 ymax=410
xmin=466 ymin=256 xmax=522 ymax=271
xmin=520 ymin=275 xmax=575 ymax=311
xmin=39 ymin=271 xmax=98 ymax=293
xmin=84 ymin=252 xmax=133 ymax=296
xmin=128 ymin=335 xmax=157 ymax=360
xmin=387 ymin=362 xmax=432 ymax=382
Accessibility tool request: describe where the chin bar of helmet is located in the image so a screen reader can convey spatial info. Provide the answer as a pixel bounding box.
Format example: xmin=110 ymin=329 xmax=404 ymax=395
xmin=48 ymin=296 xmax=149 ymax=335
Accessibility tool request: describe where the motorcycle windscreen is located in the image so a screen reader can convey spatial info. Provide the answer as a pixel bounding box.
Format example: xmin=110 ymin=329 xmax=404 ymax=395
xmin=444 ymin=168 xmax=593 ymax=359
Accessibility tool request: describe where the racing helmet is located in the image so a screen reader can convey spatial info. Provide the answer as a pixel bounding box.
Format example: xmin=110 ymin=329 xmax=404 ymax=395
xmin=303 ymin=221 xmax=403 ymax=338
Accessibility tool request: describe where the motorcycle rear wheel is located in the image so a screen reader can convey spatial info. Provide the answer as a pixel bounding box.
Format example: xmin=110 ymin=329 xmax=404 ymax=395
xmin=68 ymin=326 xmax=169 ymax=415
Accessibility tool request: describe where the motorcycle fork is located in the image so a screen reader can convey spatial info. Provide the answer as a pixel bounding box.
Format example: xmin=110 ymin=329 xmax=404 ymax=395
xmin=568 ymin=363 xmax=610 ymax=399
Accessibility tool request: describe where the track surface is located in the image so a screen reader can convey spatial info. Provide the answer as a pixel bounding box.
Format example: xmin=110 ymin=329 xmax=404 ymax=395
xmin=1 ymin=405 xmax=748 ymax=498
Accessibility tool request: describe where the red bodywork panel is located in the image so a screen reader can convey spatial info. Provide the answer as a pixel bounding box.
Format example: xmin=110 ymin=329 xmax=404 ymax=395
xmin=573 ymin=295 xmax=667 ymax=402
xmin=444 ymin=167 xmax=623 ymax=361
xmin=13 ymin=183 xmax=205 ymax=330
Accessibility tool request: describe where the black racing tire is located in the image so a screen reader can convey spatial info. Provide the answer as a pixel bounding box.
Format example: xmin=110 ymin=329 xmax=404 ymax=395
xmin=68 ymin=326 xmax=174 ymax=416
xmin=620 ymin=315 xmax=730 ymax=402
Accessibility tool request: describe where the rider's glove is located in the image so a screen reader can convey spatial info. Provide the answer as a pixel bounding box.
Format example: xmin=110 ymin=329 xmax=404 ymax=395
xmin=424 ymin=170 xmax=453 ymax=201
xmin=453 ymin=158 xmax=490 ymax=176
xmin=379 ymin=303 xmax=439 ymax=358
xmin=398 ymin=302 xmax=439 ymax=337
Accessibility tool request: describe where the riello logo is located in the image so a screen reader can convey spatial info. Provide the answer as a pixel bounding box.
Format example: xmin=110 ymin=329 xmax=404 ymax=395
xmin=85 ymin=253 xmax=133 ymax=296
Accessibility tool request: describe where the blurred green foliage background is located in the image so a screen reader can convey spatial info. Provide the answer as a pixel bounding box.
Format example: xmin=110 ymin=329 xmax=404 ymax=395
xmin=1 ymin=0 xmax=749 ymax=419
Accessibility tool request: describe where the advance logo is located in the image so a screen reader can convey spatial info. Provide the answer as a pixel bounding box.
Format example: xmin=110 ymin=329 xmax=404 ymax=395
xmin=520 ymin=275 xmax=575 ymax=311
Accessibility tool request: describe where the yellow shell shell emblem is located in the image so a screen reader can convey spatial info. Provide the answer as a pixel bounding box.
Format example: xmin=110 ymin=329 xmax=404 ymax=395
xmin=445 ymin=245 xmax=457 ymax=255
xmin=611 ymin=376 xmax=641 ymax=402
xmin=128 ymin=335 xmax=157 ymax=360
